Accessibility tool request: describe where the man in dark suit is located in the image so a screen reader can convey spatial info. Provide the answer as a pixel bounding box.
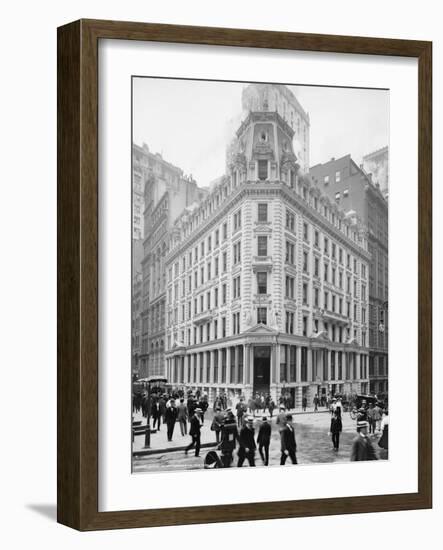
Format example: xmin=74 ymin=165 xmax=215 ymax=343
xmin=350 ymin=421 xmax=377 ymax=461
xmin=165 ymin=399 xmax=178 ymax=442
xmin=280 ymin=414 xmax=297 ymax=465
xmin=185 ymin=408 xmax=202 ymax=457
xmin=219 ymin=410 xmax=239 ymax=467
xmin=238 ymin=416 xmax=256 ymax=467
xmin=158 ymin=395 xmax=167 ymax=425
xmin=150 ymin=397 xmax=161 ymax=431
xmin=257 ymin=416 xmax=271 ymax=466
xmin=276 ymin=405 xmax=287 ymax=430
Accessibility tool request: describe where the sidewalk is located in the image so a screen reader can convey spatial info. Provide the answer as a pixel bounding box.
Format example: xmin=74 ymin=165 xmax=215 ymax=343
xmin=132 ymin=410 xmax=218 ymax=456
xmin=132 ymin=405 xmax=331 ymax=456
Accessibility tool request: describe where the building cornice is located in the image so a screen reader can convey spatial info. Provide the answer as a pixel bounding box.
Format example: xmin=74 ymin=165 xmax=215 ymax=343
xmin=166 ymin=182 xmax=370 ymax=265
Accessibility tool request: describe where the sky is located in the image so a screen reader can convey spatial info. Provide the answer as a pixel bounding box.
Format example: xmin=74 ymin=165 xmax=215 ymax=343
xmin=133 ymin=77 xmax=389 ymax=189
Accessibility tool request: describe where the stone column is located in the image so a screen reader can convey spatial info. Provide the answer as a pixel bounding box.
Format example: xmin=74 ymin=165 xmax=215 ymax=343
xmin=296 ymin=346 xmax=302 ymax=382
xmin=327 ymin=350 xmax=332 ymax=383
xmin=244 ymin=343 xmax=252 ymax=400
xmin=184 ymin=355 xmax=189 ymax=385
xmin=196 ymin=353 xmax=201 ymax=385
xmin=307 ymin=347 xmax=313 ymax=382
xmin=226 ymin=346 xmax=231 ymax=385
xmin=234 ymin=346 xmax=239 ymax=386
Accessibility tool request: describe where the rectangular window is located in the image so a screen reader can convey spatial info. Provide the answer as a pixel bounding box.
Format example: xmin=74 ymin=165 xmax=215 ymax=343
xmin=258 ymin=203 xmax=268 ymax=222
xmin=258 ymin=159 xmax=268 ymax=180
xmin=222 ymin=283 xmax=227 ymax=304
xmin=335 ymin=170 xmax=341 ymax=183
xmin=207 ymin=291 xmax=211 ymax=310
xmin=257 ymin=307 xmax=267 ymax=325
xmin=303 ymin=283 xmax=308 ymax=305
xmin=208 ymin=235 xmax=212 ymax=251
xmin=285 ymin=276 xmax=295 ymax=299
xmin=303 ymin=222 xmax=309 ymax=242
xmin=302 ymin=316 xmax=308 ymax=336
xmin=233 ymin=241 xmax=241 ymax=264
xmin=324 ymin=291 xmax=329 ymax=310
xmin=314 ymin=230 xmax=319 ymax=248
xmin=222 ymin=252 xmax=227 ymax=272
xmin=285 ymin=312 xmax=294 ymax=334
xmin=303 ymin=251 xmax=309 ymax=273
xmin=207 ymin=262 xmax=211 ymax=280
xmin=232 ymin=312 xmax=240 ymax=335
xmin=324 ymin=175 xmax=329 ymax=185
xmin=314 ymin=287 xmax=319 ymax=307
xmin=257 ymin=272 xmax=267 ymax=294
xmin=285 ymin=241 xmax=294 ymax=264
xmin=233 ymin=276 xmax=241 ymax=299
xmin=200 ymin=267 xmax=204 ymax=285
xmin=222 ymin=317 xmax=226 ymax=338
xmin=314 ymin=257 xmax=319 ymax=277
xmin=194 ymin=270 xmax=198 ymax=289
xmin=201 ymin=241 xmax=205 ymax=256
xmin=257 ymin=235 xmax=268 ymax=256
xmin=215 ymin=229 xmax=219 ymax=245
xmin=324 ymin=262 xmax=328 ymax=282
xmin=214 ymin=287 xmax=218 ymax=308
xmin=286 ymin=210 xmax=295 ymax=231
xmin=233 ymin=209 xmax=242 ymax=231
xmin=324 ymin=237 xmax=329 ymax=254
xmin=223 ymin=222 xmax=228 ymax=240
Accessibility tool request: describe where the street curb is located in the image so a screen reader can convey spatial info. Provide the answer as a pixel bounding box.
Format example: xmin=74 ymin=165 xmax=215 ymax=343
xmin=133 ymin=441 xmax=218 ymax=457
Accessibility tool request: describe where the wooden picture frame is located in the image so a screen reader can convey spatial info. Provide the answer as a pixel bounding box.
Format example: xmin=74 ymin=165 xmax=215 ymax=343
xmin=57 ymin=19 xmax=432 ymax=531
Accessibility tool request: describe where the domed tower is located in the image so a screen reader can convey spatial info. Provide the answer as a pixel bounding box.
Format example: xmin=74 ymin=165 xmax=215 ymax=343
xmin=240 ymin=83 xmax=310 ymax=173
xmin=228 ymin=94 xmax=300 ymax=186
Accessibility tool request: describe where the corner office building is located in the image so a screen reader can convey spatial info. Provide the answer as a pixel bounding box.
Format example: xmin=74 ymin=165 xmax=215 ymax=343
xmin=164 ymin=97 xmax=370 ymax=406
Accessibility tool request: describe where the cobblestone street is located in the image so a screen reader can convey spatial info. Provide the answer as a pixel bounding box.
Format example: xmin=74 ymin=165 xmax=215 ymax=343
xmin=133 ymin=410 xmax=387 ymax=473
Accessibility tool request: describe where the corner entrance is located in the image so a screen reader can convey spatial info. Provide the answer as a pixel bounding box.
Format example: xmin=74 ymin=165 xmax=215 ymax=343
xmin=253 ymin=346 xmax=271 ymax=395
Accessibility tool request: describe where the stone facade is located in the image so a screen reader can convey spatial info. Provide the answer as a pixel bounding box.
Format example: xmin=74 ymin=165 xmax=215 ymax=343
xmin=310 ymin=154 xmax=388 ymax=396
xmin=137 ymin=146 xmax=208 ymax=379
xmin=165 ymin=108 xmax=370 ymax=405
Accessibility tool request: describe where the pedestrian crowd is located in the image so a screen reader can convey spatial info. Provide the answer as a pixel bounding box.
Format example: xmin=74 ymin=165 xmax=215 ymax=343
xmin=133 ymin=389 xmax=388 ymax=467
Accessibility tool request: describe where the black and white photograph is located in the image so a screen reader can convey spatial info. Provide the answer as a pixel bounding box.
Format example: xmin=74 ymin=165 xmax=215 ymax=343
xmin=131 ymin=78 xmax=389 ymax=473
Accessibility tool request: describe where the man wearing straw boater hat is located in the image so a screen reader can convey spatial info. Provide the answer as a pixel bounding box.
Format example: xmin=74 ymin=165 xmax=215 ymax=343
xmin=350 ymin=420 xmax=378 ymax=461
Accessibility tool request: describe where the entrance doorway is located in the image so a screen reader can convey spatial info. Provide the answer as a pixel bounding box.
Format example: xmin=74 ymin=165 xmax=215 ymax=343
xmin=253 ymin=346 xmax=271 ymax=395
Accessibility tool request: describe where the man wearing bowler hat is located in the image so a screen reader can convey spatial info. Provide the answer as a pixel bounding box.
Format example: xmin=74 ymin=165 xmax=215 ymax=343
xmin=280 ymin=414 xmax=298 ymax=465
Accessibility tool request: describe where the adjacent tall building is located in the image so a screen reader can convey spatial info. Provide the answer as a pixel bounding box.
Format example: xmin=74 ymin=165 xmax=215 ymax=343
xmin=310 ymin=154 xmax=388 ymax=395
xmin=164 ymin=103 xmax=370 ymax=405
xmin=136 ymin=144 xmax=208 ymax=379
xmin=362 ymin=146 xmax=389 ymax=199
